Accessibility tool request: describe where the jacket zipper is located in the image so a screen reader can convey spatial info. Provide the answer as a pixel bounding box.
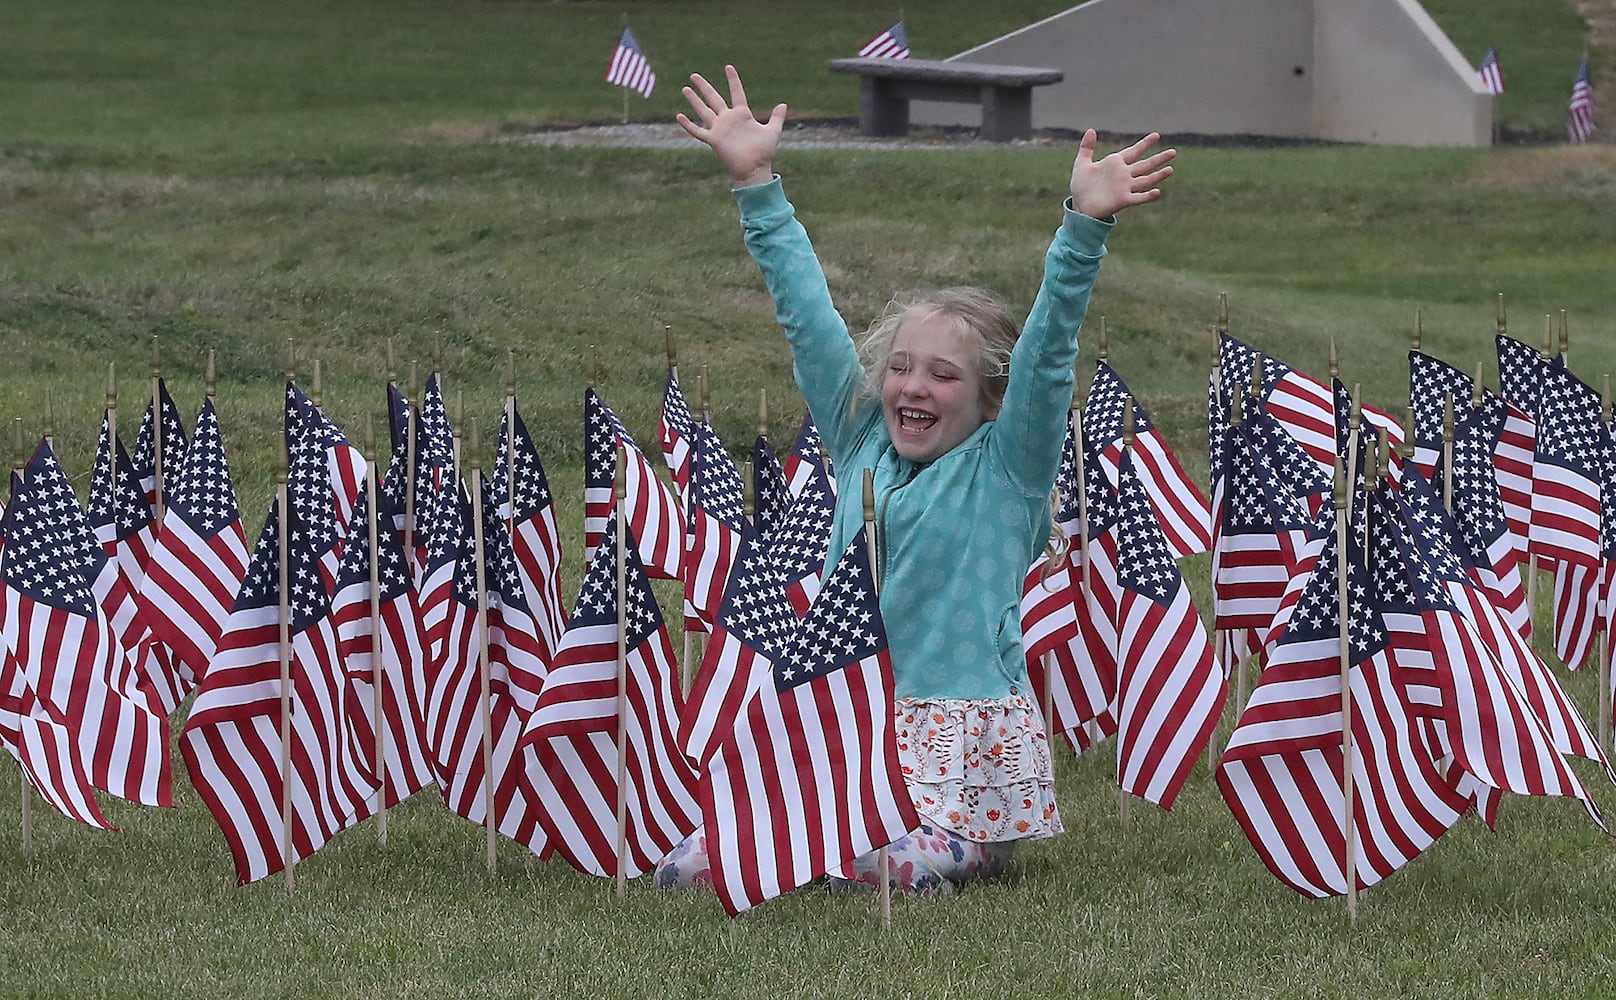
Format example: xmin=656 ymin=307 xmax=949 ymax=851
xmin=876 ymin=461 xmax=921 ymax=586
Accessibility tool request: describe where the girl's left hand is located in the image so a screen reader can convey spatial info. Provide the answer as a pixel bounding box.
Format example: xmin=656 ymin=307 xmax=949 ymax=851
xmin=1069 ymin=130 xmax=1176 ymax=219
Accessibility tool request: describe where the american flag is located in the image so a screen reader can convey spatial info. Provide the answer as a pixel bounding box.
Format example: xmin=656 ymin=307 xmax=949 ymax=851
xmin=1020 ymin=414 xmax=1081 ymax=664
xmin=584 ymin=389 xmax=684 ymax=580
xmin=3 ymin=442 xmax=173 ymax=809
xmin=1447 ymin=394 xmax=1530 ymax=641
xmin=700 ymin=534 xmax=919 ymax=915
xmin=1530 ymin=361 xmax=1603 ymax=569
xmin=605 ymin=27 xmax=656 ymax=99
xmin=285 ymin=388 xmax=346 ymax=592
xmin=0 ymin=640 xmax=115 ymax=829
xmin=411 ymin=374 xmax=456 ymax=577
xmin=1220 ymin=333 xmax=1402 ymax=477
xmin=1332 ymin=379 xmax=1405 ymax=483
xmin=1030 ymin=423 xmax=1121 ymax=757
xmin=753 ymin=434 xmax=790 ymax=546
xmin=86 ymin=410 xmax=179 ymax=713
xmin=1568 ymin=55 xmax=1596 ymax=144
xmin=1218 ymin=489 xmax=1470 ymax=898
xmin=329 ymin=488 xmax=436 ymax=810
xmin=421 ymin=479 xmax=550 ymax=854
xmin=1477 ymin=48 xmax=1506 ymax=96
xmin=1494 ymin=334 xmax=1544 ymax=563
xmin=1215 ymin=402 xmax=1328 ymax=661
xmin=679 ymin=521 xmax=796 ymax=766
xmin=387 ymin=382 xmax=411 ymax=460
xmin=287 ymin=383 xmax=365 ymax=546
xmin=520 ymin=515 xmax=700 ymax=878
xmin=857 ymin=20 xmax=910 ymax=59
xmin=1087 ymin=362 xmax=1212 ymax=560
xmin=1409 ymin=350 xmax=1478 ymax=484
xmin=1383 ymin=475 xmax=1606 ymax=828
xmin=766 ymin=439 xmax=837 ymax=618
xmin=136 ymin=398 xmax=250 ymax=699
xmin=1395 ymin=466 xmax=1609 ymax=776
xmin=782 ymin=412 xmax=836 ymax=500
xmin=88 ymin=413 xmax=156 ymax=578
xmin=657 ymin=369 xmax=695 ymax=495
xmin=1112 ymin=447 xmax=1226 ymax=809
xmin=181 ymin=446 xmax=377 ymax=884
xmin=131 ymin=378 xmax=189 ymax=512
xmin=683 ymin=422 xmax=748 ymax=634
xmin=493 ymin=404 xmax=566 ymax=667
xmin=1601 ymin=407 xmax=1616 ymax=692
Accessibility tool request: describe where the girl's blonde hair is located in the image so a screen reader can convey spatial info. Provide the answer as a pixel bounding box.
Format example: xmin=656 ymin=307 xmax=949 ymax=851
xmin=854 ymin=286 xmax=1069 ymax=568
xmin=854 ymin=287 xmax=1020 ymax=419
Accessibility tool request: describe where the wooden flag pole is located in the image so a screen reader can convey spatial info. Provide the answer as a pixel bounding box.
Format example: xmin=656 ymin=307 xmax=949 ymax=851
xmin=861 ymin=469 xmax=893 ymax=931
xmin=469 ymin=419 xmax=497 ymax=874
xmin=506 ymin=348 xmax=518 ymax=542
xmin=276 ymin=438 xmax=295 ymax=890
xmin=151 ymin=336 xmax=166 ymax=526
xmin=452 ymin=391 xmax=464 ymax=474
xmin=12 ymin=419 xmax=30 ymax=853
xmin=1118 ymin=401 xmax=1134 ymax=828
xmin=404 ymin=360 xmax=419 ymax=578
xmin=613 ymin=443 xmax=631 ymax=897
xmin=1441 ymin=392 xmax=1455 ymax=510
xmin=366 ymin=415 xmax=389 ymax=847
xmin=1601 ymin=375 xmax=1612 ymax=752
xmin=1334 ymin=454 xmax=1357 ymax=920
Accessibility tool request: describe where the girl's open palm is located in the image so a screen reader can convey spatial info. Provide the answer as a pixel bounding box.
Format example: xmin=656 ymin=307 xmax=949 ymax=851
xmin=676 ymin=65 xmax=788 ymax=188
xmin=1069 ymin=130 xmax=1176 ymax=219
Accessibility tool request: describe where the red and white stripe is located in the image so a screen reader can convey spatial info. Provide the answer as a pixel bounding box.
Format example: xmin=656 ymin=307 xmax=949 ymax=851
xmin=700 ymin=647 xmax=916 ymax=915
xmin=137 ymin=511 xmax=250 ymax=696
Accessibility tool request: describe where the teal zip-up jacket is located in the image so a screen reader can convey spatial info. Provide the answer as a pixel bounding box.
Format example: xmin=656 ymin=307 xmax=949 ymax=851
xmin=735 ymin=178 xmax=1111 ymax=702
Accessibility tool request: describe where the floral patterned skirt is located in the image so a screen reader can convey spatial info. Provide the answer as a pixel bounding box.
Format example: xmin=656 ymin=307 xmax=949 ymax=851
xmin=894 ymin=692 xmax=1062 ymax=842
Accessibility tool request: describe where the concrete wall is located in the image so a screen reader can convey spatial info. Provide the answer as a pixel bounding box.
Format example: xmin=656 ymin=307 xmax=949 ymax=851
xmin=909 ymin=0 xmax=1492 ymax=146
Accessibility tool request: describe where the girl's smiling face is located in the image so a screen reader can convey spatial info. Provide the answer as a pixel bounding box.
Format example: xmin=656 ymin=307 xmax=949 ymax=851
xmin=880 ymin=312 xmax=988 ymax=463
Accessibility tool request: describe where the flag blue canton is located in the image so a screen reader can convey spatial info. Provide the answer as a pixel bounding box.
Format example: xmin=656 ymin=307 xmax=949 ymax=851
xmin=720 ymin=526 xmax=798 ymax=659
xmin=131 ymin=378 xmax=190 ymax=483
xmin=163 ymin=399 xmax=241 ymax=538
xmin=1086 ymin=363 xmax=1157 ymax=446
xmin=1113 ymin=455 xmax=1178 ymax=605
xmin=773 ymin=537 xmax=884 ymax=691
xmin=494 ymin=408 xmax=554 ymax=522
xmin=566 ymin=516 xmax=662 ymax=648
xmin=4 ymin=445 xmax=101 ymax=617
xmin=691 ymin=423 xmax=746 ymax=529
xmin=88 ymin=412 xmax=154 ymax=540
xmin=333 ymin=491 xmax=412 ymax=604
xmin=1496 ymin=335 xmax=1544 ymax=416
xmin=1450 ymin=395 xmax=1511 ymax=558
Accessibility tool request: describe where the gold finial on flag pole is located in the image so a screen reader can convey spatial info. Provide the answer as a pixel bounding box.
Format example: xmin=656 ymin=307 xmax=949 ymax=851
xmin=386 ymin=339 xmax=396 ymax=387
xmin=1495 ymin=292 xmax=1506 ymax=338
xmin=664 ymin=324 xmax=678 ymax=378
xmin=453 ymin=390 xmax=464 ymax=472
xmin=1329 ymin=337 xmax=1339 ymax=380
xmin=1412 ymin=307 xmax=1422 ymax=353
xmin=286 ymin=338 xmax=297 ymax=384
xmin=1097 ymin=316 xmax=1108 ymax=365
xmin=1472 ymin=363 xmax=1484 ymax=411
xmin=206 ymin=350 xmax=217 ymax=403
xmin=42 ymin=390 xmax=54 ymax=453
xmin=311 ymin=359 xmax=323 ymax=410
xmin=1542 ymin=314 xmax=1553 ymax=358
xmin=1402 ymin=405 xmax=1416 ymax=460
xmin=700 ymin=365 xmax=712 ymax=424
xmin=1558 ymin=309 xmax=1570 ymax=362
xmin=758 ymin=389 xmax=769 ymax=439
xmin=1217 ymin=292 xmax=1229 ymax=337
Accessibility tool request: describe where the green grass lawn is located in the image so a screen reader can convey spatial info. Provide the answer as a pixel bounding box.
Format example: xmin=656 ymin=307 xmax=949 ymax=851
xmin=3 ymin=1 xmax=1616 ymax=996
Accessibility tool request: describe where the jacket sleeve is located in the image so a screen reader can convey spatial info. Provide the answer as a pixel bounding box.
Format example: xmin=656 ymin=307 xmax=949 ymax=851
xmin=992 ymin=202 xmax=1113 ymax=496
xmin=734 ymin=178 xmax=872 ymax=464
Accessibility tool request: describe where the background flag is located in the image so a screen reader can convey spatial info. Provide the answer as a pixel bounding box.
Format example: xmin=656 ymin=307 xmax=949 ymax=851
xmin=606 ymin=27 xmax=656 ymax=99
xmin=857 ymin=20 xmax=911 ymax=60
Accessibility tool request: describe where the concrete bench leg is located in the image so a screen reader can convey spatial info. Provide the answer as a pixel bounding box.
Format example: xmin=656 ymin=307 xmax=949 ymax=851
xmin=860 ymin=78 xmax=910 ymax=137
xmin=980 ymin=85 xmax=1033 ymax=142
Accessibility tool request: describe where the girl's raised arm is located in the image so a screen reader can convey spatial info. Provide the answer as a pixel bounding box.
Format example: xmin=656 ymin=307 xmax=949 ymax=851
xmin=676 ymin=65 xmax=789 ymax=189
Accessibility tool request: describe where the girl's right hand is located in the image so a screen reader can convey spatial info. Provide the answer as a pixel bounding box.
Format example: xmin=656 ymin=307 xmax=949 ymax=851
xmin=676 ymin=65 xmax=787 ymax=188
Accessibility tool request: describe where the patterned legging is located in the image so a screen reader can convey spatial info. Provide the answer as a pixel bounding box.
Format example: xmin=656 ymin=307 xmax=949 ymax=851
xmin=654 ymin=822 xmax=1014 ymax=897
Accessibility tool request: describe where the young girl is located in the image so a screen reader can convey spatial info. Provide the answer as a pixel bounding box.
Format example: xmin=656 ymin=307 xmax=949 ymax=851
xmin=656 ymin=65 xmax=1175 ymax=895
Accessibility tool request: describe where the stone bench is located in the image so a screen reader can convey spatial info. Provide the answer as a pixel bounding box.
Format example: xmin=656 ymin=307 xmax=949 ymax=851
xmin=828 ymin=57 xmax=1063 ymax=142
